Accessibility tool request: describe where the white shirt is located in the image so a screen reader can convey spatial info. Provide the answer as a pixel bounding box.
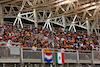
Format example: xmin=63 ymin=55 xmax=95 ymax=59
xmin=6 ymin=40 xmax=12 ymax=48
xmin=61 ymin=48 xmax=65 ymax=52
xmin=90 ymin=44 xmax=94 ymax=48
xmin=62 ymin=28 xmax=64 ymax=32
xmin=32 ymin=46 xmax=37 ymax=51
xmin=56 ymin=37 xmax=59 ymax=40
xmin=52 ymin=42 xmax=54 ymax=47
xmin=61 ymin=38 xmax=65 ymax=41
xmin=9 ymin=33 xmax=11 ymax=37
xmin=80 ymin=43 xmax=83 ymax=47
xmin=44 ymin=36 xmax=48 ymax=40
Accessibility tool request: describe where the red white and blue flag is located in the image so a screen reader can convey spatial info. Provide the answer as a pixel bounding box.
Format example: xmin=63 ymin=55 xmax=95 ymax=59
xmin=44 ymin=53 xmax=52 ymax=63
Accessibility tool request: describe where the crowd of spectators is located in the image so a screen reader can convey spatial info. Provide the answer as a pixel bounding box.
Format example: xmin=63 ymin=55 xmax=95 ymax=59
xmin=0 ymin=24 xmax=99 ymax=51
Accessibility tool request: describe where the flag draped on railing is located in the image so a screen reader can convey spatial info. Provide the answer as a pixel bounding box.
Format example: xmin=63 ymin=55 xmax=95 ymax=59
xmin=44 ymin=53 xmax=52 ymax=63
xmin=55 ymin=52 xmax=65 ymax=64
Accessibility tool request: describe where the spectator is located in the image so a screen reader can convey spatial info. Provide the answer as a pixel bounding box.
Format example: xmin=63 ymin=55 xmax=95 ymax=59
xmin=32 ymin=45 xmax=37 ymax=51
xmin=0 ymin=24 xmax=99 ymax=51
xmin=6 ymin=39 xmax=12 ymax=48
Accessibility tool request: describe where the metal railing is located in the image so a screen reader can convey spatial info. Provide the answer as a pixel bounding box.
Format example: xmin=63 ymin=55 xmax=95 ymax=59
xmin=0 ymin=46 xmax=20 ymax=59
xmin=23 ymin=50 xmax=42 ymax=59
xmin=0 ymin=44 xmax=100 ymax=65
xmin=22 ymin=48 xmax=100 ymax=64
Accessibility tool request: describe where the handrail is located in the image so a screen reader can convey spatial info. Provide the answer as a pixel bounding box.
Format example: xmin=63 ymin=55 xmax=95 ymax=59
xmin=0 ymin=41 xmax=21 ymax=45
xmin=0 ymin=45 xmax=100 ymax=65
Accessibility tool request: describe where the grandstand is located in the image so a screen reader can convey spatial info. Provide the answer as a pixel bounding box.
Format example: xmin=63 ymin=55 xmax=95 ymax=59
xmin=0 ymin=0 xmax=100 ymax=67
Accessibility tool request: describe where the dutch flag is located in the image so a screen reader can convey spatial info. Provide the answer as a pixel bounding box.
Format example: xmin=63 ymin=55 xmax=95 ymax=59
xmin=44 ymin=53 xmax=52 ymax=63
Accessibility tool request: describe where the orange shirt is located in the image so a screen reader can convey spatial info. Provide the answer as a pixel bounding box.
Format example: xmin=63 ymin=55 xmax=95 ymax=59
xmin=43 ymin=48 xmax=49 ymax=51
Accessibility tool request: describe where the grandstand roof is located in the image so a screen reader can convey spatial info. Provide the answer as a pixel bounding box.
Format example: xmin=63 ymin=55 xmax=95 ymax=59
xmin=1 ymin=0 xmax=99 ymax=17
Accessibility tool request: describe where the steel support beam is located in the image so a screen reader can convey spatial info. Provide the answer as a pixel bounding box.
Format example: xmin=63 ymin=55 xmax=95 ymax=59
xmin=43 ymin=13 xmax=52 ymax=31
xmin=62 ymin=15 xmax=66 ymax=29
xmin=13 ymin=1 xmax=25 ymax=28
xmin=69 ymin=15 xmax=77 ymax=32
xmin=86 ymin=18 xmax=90 ymax=36
xmin=33 ymin=9 xmax=38 ymax=27
xmin=0 ymin=4 xmax=3 ymax=25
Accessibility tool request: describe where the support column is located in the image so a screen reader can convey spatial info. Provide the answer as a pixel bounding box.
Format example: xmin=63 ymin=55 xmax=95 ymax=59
xmin=92 ymin=51 xmax=94 ymax=67
xmin=86 ymin=18 xmax=90 ymax=36
xmin=77 ymin=50 xmax=80 ymax=67
xmin=14 ymin=64 xmax=16 ymax=67
xmin=62 ymin=15 xmax=66 ymax=29
xmin=34 ymin=9 xmax=38 ymax=27
xmin=42 ymin=49 xmax=45 ymax=67
xmin=28 ymin=63 xmax=31 ymax=67
xmin=0 ymin=4 xmax=3 ymax=25
xmin=30 ymin=25 xmax=32 ymax=30
xmin=3 ymin=63 xmax=5 ymax=67
xmin=20 ymin=46 xmax=23 ymax=67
